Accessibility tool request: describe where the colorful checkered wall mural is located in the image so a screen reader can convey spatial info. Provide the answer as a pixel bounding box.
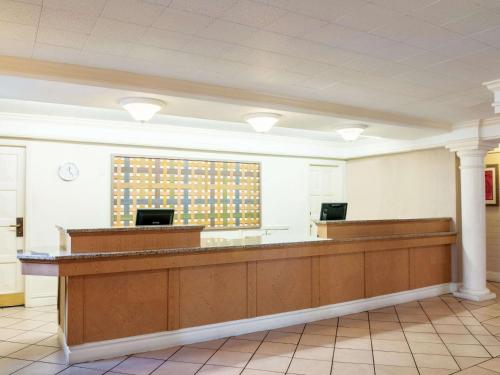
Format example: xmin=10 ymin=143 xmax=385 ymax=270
xmin=112 ymin=156 xmax=261 ymax=229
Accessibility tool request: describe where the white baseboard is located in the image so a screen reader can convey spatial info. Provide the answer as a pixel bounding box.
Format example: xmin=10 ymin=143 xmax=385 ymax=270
xmin=24 ymin=296 xmax=57 ymax=308
xmin=64 ymin=283 xmax=453 ymax=364
xmin=487 ymin=271 xmax=500 ymax=282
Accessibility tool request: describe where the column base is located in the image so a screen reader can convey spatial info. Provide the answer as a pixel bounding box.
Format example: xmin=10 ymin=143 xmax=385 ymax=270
xmin=453 ymin=287 xmax=496 ymax=302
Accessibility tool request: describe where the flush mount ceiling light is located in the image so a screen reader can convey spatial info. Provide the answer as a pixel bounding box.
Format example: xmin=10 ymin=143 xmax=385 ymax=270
xmin=244 ymin=113 xmax=281 ymax=133
xmin=336 ymin=124 xmax=367 ymax=141
xmin=120 ymin=97 xmax=165 ymax=122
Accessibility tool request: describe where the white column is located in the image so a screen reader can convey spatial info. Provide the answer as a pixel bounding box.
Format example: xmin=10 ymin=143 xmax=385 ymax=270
xmin=448 ymin=140 xmax=496 ymax=301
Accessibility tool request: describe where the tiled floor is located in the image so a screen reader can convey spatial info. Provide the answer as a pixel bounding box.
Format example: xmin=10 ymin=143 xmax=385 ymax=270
xmin=2 ymin=285 xmax=500 ymax=374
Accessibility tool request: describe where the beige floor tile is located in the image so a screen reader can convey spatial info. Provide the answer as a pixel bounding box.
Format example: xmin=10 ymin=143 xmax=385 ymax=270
xmin=446 ymin=344 xmax=491 ymax=358
xmin=398 ymin=314 xmax=430 ymax=323
xmin=370 ymin=307 xmax=396 ymax=314
xmin=188 ymin=339 xmax=226 ymax=350
xmin=484 ymin=345 xmax=500 ymax=356
xmin=478 ymin=357 xmax=500 ymax=372
xmin=431 ymin=316 xmax=464 ymax=325
xmin=206 ymin=350 xmax=252 ymax=367
xmin=460 ymin=317 xmax=482 ymax=326
xmin=402 ymin=323 xmax=436 ymax=333
xmin=408 ymin=342 xmax=449 ymax=355
xmin=453 ymin=367 xmax=498 ymax=374
xmin=371 ymin=339 xmax=409 ymax=353
xmin=333 ymin=348 xmax=373 ymax=364
xmin=455 ymin=356 xmax=490 ymax=369
xmin=246 ymin=354 xmax=291 ymax=372
xmin=57 ymin=367 xmax=105 ymax=375
xmin=75 ymin=356 xmax=127 ymax=370
xmin=221 ymin=338 xmax=261 ymax=353
xmin=0 ymin=357 xmax=32 ymax=374
xmin=298 ymin=333 xmax=335 ymax=348
xmin=0 ymin=327 xmax=26 ymax=340
xmin=37 ymin=335 xmax=61 ymax=347
xmin=134 ymin=346 xmax=180 ymax=360
xmin=467 ymin=326 xmax=490 ymax=335
xmin=474 ymin=335 xmax=500 ymax=345
xmin=151 ymin=361 xmax=201 ymax=375
xmin=39 ymin=349 xmax=66 ymax=364
xmin=370 ymin=331 xmax=406 ymax=341
xmin=293 ymin=344 xmax=333 ymax=361
xmin=413 ymin=353 xmax=459 ymax=370
xmin=369 ymin=321 xmax=402 ymax=331
xmin=241 ymin=370 xmax=283 ymax=375
xmin=343 ymin=312 xmax=368 ymax=320
xmin=434 ymin=324 xmax=469 ymax=334
xmin=235 ymin=331 xmax=268 ymax=341
xmin=336 ymin=327 xmax=370 ymax=338
xmin=169 ymin=347 xmax=216 ymax=364
xmin=440 ymin=334 xmax=480 ymax=345
xmin=369 ymin=313 xmax=399 ymax=322
xmin=12 ymin=361 xmax=67 ymax=375
xmin=373 ymin=350 xmax=415 ymax=367
xmin=8 ymin=344 xmax=59 ymax=360
xmin=374 ymin=365 xmax=419 ymax=375
xmin=405 ymin=332 xmax=442 ymax=343
xmin=241 ymin=369 xmax=283 ymax=375
xmin=339 ymin=318 xmax=369 ymax=329
xmin=332 ymin=362 xmax=374 ymax=374
xmin=313 ymin=318 xmax=338 ymax=327
xmin=8 ymin=330 xmax=53 ymax=344
xmin=0 ymin=341 xmax=28 ymax=356
xmin=265 ymin=331 xmax=301 ymax=344
xmin=0 ymin=317 xmax=22 ymax=327
xmin=273 ymin=324 xmax=304 ymax=333
xmin=335 ymin=337 xmax=371 ymax=350
xmin=5 ymin=319 xmax=47 ymax=331
xmin=197 ymin=364 xmax=242 ymax=374
xmin=288 ymin=357 xmax=331 ymax=375
xmin=255 ymin=342 xmax=296 ymax=357
xmin=111 ymin=357 xmax=163 ymax=375
xmin=303 ymin=324 xmax=337 ymax=336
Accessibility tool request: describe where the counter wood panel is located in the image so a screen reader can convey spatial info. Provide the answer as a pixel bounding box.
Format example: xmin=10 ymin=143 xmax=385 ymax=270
xmin=365 ymin=249 xmax=410 ymax=297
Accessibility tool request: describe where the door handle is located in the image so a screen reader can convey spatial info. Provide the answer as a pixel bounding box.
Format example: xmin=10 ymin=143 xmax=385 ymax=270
xmin=8 ymin=218 xmax=23 ymax=237
xmin=8 ymin=224 xmax=21 ymax=228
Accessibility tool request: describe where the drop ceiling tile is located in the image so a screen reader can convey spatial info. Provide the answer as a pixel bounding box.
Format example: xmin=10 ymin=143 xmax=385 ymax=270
xmin=264 ymin=12 xmax=327 ymax=37
xmin=370 ymin=16 xmax=429 ymax=42
xmin=15 ymin=0 xmax=42 ymax=4
xmin=338 ymin=33 xmax=395 ymax=54
xmin=84 ymin=35 xmax=136 ymax=56
xmin=153 ymin=7 xmax=212 ymax=34
xmin=169 ymin=0 xmax=237 ymax=17
xmin=430 ymin=37 xmax=489 ymax=59
xmin=367 ymin=42 xmax=426 ymax=61
xmin=0 ymin=20 xmax=36 ymax=42
xmin=201 ymin=19 xmax=257 ymax=44
xmin=443 ymin=9 xmax=500 ymax=35
xmin=129 ymin=44 xmax=200 ymax=68
xmin=287 ymin=0 xmax=368 ymax=23
xmin=36 ymin=27 xmax=87 ymax=49
xmin=39 ymin=7 xmax=97 ymax=34
xmin=182 ymin=36 xmax=234 ymax=58
xmin=369 ymin=0 xmax=436 ymax=13
xmin=398 ymin=51 xmax=450 ymax=68
xmin=102 ymin=0 xmax=165 ymax=26
xmin=302 ymin=23 xmax=364 ymax=48
xmin=0 ymin=0 xmax=40 ymax=26
xmin=91 ymin=18 xmax=147 ymax=43
xmin=0 ymin=38 xmax=33 ymax=57
xmin=32 ymin=42 xmax=83 ymax=63
xmin=336 ymin=2 xmax=400 ymax=32
xmin=424 ymin=59 xmax=496 ymax=83
xmin=43 ymin=0 xmax=107 ymax=16
xmin=218 ymin=0 xmax=286 ymax=28
xmin=222 ymin=45 xmax=292 ymax=69
xmin=140 ymin=27 xmax=192 ymax=50
xmin=411 ymin=0 xmax=483 ymax=26
xmin=457 ymin=46 xmax=500 ymax=70
xmin=404 ymin=24 xmax=463 ymax=50
xmin=471 ymin=25 xmax=500 ymax=47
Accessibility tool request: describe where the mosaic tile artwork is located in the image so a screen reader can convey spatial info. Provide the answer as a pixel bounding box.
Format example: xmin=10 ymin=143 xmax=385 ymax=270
xmin=112 ymin=156 xmax=261 ymax=229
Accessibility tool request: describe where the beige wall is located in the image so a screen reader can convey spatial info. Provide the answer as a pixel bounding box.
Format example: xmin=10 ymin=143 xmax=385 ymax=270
xmin=486 ymin=151 xmax=500 ymax=277
xmin=346 ymin=148 xmax=458 ymax=221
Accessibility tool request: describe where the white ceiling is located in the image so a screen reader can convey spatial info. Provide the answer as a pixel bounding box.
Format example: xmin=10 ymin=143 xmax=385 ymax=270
xmin=0 ymin=0 xmax=499 ymax=126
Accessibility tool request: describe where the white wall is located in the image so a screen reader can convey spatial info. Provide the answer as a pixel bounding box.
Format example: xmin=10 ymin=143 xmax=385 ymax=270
xmin=346 ymin=148 xmax=457 ymax=221
xmin=486 ymin=151 xmax=500 ymax=280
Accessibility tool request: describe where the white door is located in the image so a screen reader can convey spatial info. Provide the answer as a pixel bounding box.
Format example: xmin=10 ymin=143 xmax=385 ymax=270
xmin=0 ymin=147 xmax=25 ymax=306
xmin=308 ymin=165 xmax=341 ymax=236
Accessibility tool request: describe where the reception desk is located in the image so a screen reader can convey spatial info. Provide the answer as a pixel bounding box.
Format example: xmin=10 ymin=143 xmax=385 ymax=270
xmin=18 ymin=219 xmax=456 ymax=363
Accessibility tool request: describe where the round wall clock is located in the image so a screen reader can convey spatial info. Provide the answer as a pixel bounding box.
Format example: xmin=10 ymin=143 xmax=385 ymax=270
xmin=58 ymin=162 xmax=79 ymax=181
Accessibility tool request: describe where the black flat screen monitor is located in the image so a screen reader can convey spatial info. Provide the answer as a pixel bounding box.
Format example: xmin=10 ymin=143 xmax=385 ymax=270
xmin=135 ymin=209 xmax=174 ymax=226
xmin=320 ymin=203 xmax=347 ymax=221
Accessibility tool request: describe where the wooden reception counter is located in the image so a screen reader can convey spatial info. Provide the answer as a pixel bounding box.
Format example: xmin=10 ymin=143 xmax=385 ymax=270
xmin=18 ymin=219 xmax=456 ymax=363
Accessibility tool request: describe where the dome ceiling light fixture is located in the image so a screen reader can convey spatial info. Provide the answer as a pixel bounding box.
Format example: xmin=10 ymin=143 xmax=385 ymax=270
xmin=244 ymin=112 xmax=282 ymax=133
xmin=336 ymin=124 xmax=368 ymax=141
xmin=120 ymin=97 xmax=166 ymax=122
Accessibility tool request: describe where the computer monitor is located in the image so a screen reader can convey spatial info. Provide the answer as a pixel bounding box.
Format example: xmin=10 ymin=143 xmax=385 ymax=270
xmin=135 ymin=209 xmax=174 ymax=226
xmin=320 ymin=203 xmax=347 ymax=221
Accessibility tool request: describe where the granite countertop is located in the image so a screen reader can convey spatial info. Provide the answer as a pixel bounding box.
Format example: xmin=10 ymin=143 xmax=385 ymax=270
xmin=313 ymin=217 xmax=452 ymax=224
xmin=17 ymin=231 xmax=456 ymax=262
xmin=57 ymin=225 xmax=205 ymax=234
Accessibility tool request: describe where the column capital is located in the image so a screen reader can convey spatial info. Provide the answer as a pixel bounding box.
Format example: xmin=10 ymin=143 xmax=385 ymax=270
xmin=445 ymin=138 xmax=498 ymax=154
xmin=484 ymin=78 xmax=500 ymax=114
